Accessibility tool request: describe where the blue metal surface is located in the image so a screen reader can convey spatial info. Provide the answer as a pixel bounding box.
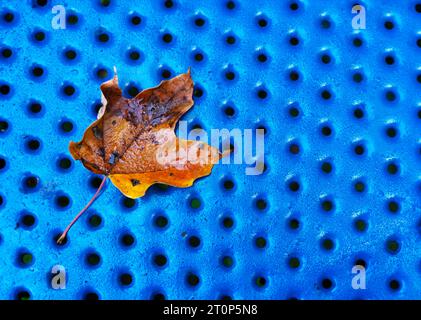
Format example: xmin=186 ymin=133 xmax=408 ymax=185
xmin=0 ymin=0 xmax=421 ymax=300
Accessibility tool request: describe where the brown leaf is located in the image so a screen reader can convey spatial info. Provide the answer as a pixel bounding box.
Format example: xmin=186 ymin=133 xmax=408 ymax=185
xmin=69 ymin=69 xmax=222 ymax=198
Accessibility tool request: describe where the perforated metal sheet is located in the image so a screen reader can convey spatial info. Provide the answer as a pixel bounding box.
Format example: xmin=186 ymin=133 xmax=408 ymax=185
xmin=1 ymin=0 xmax=421 ymax=300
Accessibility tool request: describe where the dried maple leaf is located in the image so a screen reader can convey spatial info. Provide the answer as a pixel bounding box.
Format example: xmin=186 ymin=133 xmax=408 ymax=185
xmin=57 ymin=69 xmax=224 ymax=243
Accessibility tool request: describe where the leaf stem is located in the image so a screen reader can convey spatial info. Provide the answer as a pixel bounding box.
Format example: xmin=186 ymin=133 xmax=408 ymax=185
xmin=57 ymin=175 xmax=108 ymax=244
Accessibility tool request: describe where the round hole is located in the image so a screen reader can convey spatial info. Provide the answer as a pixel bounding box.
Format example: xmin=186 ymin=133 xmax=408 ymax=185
xmin=288 ymin=105 xmax=300 ymax=118
xmin=289 ymin=70 xmax=300 ymax=81
xmin=162 ymin=33 xmax=173 ymax=43
xmin=15 ymin=289 xmax=31 ymax=301
xmin=161 ymin=69 xmax=172 ymax=79
xmin=353 ymin=36 xmax=363 ymax=47
xmin=225 ymin=35 xmax=236 ymax=45
xmin=66 ymin=13 xmax=78 ymax=25
xmin=20 ymin=213 xmax=36 ymax=229
xmin=194 ymin=52 xmax=204 ymax=62
xmin=321 ymin=89 xmax=332 ymax=100
xmin=254 ymin=275 xmax=267 ymax=288
xmin=188 ymin=235 xmax=201 ymax=248
xmin=288 ymin=180 xmax=300 ymax=192
xmin=321 ymin=278 xmax=334 ymax=290
xmin=321 ymin=54 xmax=331 ymax=64
xmin=3 ymin=11 xmax=15 ymax=23
xmin=223 ymin=179 xmax=235 ymax=190
xmin=86 ymin=252 xmax=101 ymax=267
xmin=0 ymin=120 xmax=9 ymax=133
xmin=23 ymin=175 xmax=39 ymax=191
xmin=28 ymin=101 xmax=43 ymax=115
xmin=164 ymin=0 xmax=174 ymax=8
xmin=353 ymin=107 xmax=364 ymax=119
xmin=386 ymin=238 xmax=400 ymax=255
xmin=96 ymin=68 xmax=108 ymax=79
xmin=58 ymin=156 xmax=72 ymax=171
xmin=289 ymin=1 xmax=300 ymax=11
xmin=288 ymin=257 xmax=300 ymax=269
xmin=257 ymin=89 xmax=267 ymax=99
xmin=153 ymin=254 xmax=168 ymax=267
xmin=226 ymin=1 xmax=235 ymax=9
xmin=0 ymin=85 xmax=10 ymax=96
xmin=84 ymin=291 xmax=99 ymax=300
xmin=193 ymin=86 xmax=203 ymax=98
xmin=353 ymin=72 xmax=364 ymax=83
xmin=320 ymin=17 xmax=332 ymax=29
xmin=186 ymin=272 xmax=200 ymax=287
xmin=152 ymin=292 xmax=166 ymax=300
xmin=221 ymin=216 xmax=234 ymax=229
xmin=255 ymin=198 xmax=267 ymax=211
xmin=224 ymin=106 xmax=235 ymax=117
xmin=385 ymin=126 xmax=398 ymax=138
xmin=33 ymin=31 xmax=46 ymax=42
xmin=194 ymin=17 xmax=205 ymax=27
xmin=189 ymin=197 xmax=201 ymax=209
xmin=255 ymin=236 xmax=267 ymax=249
xmin=1 ymin=48 xmax=12 ymax=58
xmin=355 ymin=258 xmax=367 ymax=269
xmin=64 ymin=49 xmax=77 ymax=60
xmin=384 ymin=20 xmax=394 ymax=30
xmin=321 ymin=161 xmax=333 ymax=174
xmin=389 ymin=279 xmax=401 ymax=291
xmin=385 ymin=55 xmax=395 ymax=65
xmin=220 ymin=255 xmax=234 ymax=268
xmin=257 ymin=53 xmax=267 ymax=63
xmin=354 ymin=180 xmax=366 ymax=193
xmin=60 ymin=120 xmax=74 ymax=133
xmin=63 ymin=84 xmax=76 ymax=97
xmin=0 ymin=157 xmax=6 ymax=171
xmin=35 ymin=0 xmax=48 ymax=7
xmin=289 ymin=142 xmax=300 ymax=155
xmin=321 ymin=237 xmax=335 ymax=251
xmin=154 ymin=214 xmax=168 ymax=229
xmin=387 ymin=200 xmax=400 ymax=213
xmin=385 ymin=90 xmax=397 ymax=102
xmin=321 ymin=125 xmax=332 ymax=137
xmin=120 ymin=233 xmax=135 ymax=247
xmin=89 ymin=176 xmax=103 ymax=189
xmin=131 ymin=15 xmax=141 ymax=26
xmin=126 ymin=84 xmax=140 ymax=97
xmin=321 ymin=199 xmax=334 ymax=212
xmin=288 ymin=217 xmax=300 ymax=230
xmin=55 ymin=194 xmax=70 ymax=209
xmin=289 ymin=36 xmax=300 ymax=46
xmin=354 ymin=144 xmax=365 ymax=156
xmin=88 ymin=213 xmax=103 ymax=228
xmin=97 ymin=32 xmax=110 ymax=43
xmin=18 ymin=251 xmax=34 ymax=267
xmin=26 ymin=138 xmax=41 ymax=152
xmin=386 ymin=162 xmax=399 ymax=175
xmin=122 ymin=196 xmax=136 ymax=209
xmin=119 ymin=273 xmax=133 ymax=286
xmin=354 ymin=218 xmax=367 ymax=232
xmin=225 ymin=70 xmax=235 ymax=81
xmin=257 ymin=18 xmax=268 ymax=28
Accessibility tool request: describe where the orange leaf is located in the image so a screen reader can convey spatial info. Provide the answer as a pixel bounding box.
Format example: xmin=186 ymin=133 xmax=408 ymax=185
xmin=69 ymin=69 xmax=223 ymax=198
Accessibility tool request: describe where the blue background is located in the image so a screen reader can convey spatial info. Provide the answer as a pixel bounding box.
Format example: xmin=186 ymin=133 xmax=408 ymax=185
xmin=0 ymin=0 xmax=421 ymax=299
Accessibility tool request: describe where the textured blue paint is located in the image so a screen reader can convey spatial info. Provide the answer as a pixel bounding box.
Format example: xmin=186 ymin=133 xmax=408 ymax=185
xmin=0 ymin=0 xmax=421 ymax=300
